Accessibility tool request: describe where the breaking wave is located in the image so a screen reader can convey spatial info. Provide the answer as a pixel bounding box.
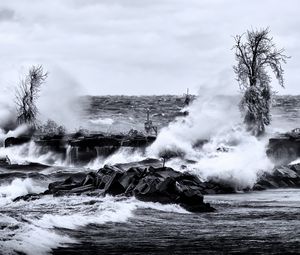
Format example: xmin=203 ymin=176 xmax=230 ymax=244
xmin=1 ymin=191 xmax=187 ymax=255
xmin=146 ymin=95 xmax=274 ymax=189
xmin=89 ymin=117 xmax=114 ymax=126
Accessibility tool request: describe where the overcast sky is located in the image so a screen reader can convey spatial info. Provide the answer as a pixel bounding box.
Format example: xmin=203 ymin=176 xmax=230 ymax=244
xmin=0 ymin=0 xmax=299 ymax=95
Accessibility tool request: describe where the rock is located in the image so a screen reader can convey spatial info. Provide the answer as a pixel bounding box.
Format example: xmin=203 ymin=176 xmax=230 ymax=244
xmin=114 ymin=158 xmax=162 ymax=171
xmin=118 ymin=167 xmax=146 ymax=192
xmin=81 ymin=172 xmax=98 ymax=186
xmin=274 ymin=166 xmax=298 ymax=179
xmin=181 ymin=202 xmax=215 ymax=213
xmin=252 ymin=184 xmax=266 ymax=191
xmin=48 ymin=177 xmax=81 ymax=193
xmin=0 ymin=156 xmax=11 ymax=166
xmin=290 ymin=163 xmax=300 ymax=173
xmin=256 ymin=165 xmax=300 ymax=189
xmin=53 ymin=184 xmax=95 ymax=196
xmin=267 ymin=134 xmax=300 ymax=165
xmin=4 ymin=136 xmax=31 ymax=147
xmin=13 ymin=193 xmax=42 ymax=202
xmin=97 ymin=167 xmax=125 ymax=195
xmin=14 ymin=161 xmax=218 ymax=213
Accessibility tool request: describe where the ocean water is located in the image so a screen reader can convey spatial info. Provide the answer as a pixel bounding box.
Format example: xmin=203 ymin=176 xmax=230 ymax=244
xmin=0 ymin=95 xmax=299 ymax=254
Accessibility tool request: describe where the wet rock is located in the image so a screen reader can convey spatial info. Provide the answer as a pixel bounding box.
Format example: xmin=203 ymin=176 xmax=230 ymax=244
xmin=26 ymin=162 xmax=216 ymax=213
xmin=54 ymin=184 xmax=95 ymax=197
xmin=13 ymin=193 xmax=42 ymax=202
xmin=4 ymin=136 xmax=31 ymax=148
xmin=0 ymin=162 xmax=49 ymax=171
xmin=256 ymin=164 xmax=300 ymax=189
xmin=267 ymin=132 xmax=300 ymax=165
xmin=47 ymin=176 xmax=81 ymax=194
xmin=290 ymin=163 xmax=300 ymax=172
xmin=114 ymin=158 xmax=162 ymax=171
xmin=97 ymin=167 xmax=125 ymax=195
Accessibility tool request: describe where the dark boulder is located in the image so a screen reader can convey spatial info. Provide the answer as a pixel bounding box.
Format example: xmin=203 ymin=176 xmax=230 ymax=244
xmin=267 ymin=132 xmax=300 ymax=165
xmin=5 ymin=136 xmax=31 ymax=147
xmin=114 ymin=158 xmax=162 ymax=171
xmin=15 ymin=162 xmax=215 ymax=213
xmin=255 ymin=164 xmax=300 ymax=190
xmin=47 ymin=176 xmax=81 ymax=195
xmin=13 ymin=193 xmax=41 ymax=202
xmin=96 ymin=166 xmax=125 ymax=195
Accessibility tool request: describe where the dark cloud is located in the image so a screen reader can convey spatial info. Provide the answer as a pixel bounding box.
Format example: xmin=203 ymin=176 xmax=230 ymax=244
xmin=0 ymin=8 xmax=14 ymax=22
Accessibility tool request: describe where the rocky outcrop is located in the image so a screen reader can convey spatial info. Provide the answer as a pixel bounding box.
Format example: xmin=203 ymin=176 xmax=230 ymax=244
xmin=0 ymin=161 xmax=49 ymax=171
xmin=5 ymin=133 xmax=156 ymax=164
xmin=254 ymin=163 xmax=300 ymax=190
xmin=4 ymin=136 xmax=31 ymax=147
xmin=14 ymin=160 xmax=215 ymax=213
xmin=267 ymin=129 xmax=300 ymax=165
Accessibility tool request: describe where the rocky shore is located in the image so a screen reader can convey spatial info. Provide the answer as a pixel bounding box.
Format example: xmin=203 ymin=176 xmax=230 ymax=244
xmin=12 ymin=156 xmax=300 ymax=213
xmin=13 ymin=159 xmax=216 ymax=212
xmin=4 ymin=132 xmax=157 ymax=164
xmin=5 ymin=129 xmax=300 ymax=214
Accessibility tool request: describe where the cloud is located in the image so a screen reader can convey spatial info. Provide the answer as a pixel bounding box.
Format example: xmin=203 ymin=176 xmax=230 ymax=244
xmin=0 ymin=8 xmax=14 ymax=22
xmin=0 ymin=0 xmax=298 ymax=95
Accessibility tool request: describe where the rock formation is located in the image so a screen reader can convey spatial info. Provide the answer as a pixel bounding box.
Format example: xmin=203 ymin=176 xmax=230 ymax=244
xmin=13 ymin=159 xmax=216 ymax=213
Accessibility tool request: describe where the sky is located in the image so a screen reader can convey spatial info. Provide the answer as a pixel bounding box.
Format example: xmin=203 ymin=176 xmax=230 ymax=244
xmin=0 ymin=0 xmax=299 ymax=96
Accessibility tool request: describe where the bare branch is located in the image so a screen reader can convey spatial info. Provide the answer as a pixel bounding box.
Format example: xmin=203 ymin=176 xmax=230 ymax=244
xmin=15 ymin=65 xmax=48 ymax=127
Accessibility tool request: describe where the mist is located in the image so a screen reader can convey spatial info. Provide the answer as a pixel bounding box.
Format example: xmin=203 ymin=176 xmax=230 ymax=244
xmin=36 ymin=66 xmax=83 ymax=131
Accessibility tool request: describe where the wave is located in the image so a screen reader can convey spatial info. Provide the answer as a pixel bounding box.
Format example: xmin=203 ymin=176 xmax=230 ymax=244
xmin=1 ymin=191 xmax=188 ymax=255
xmin=0 ymin=178 xmax=46 ymax=206
xmin=89 ymin=117 xmax=114 ymax=125
xmin=145 ymin=95 xmax=274 ymax=189
xmin=0 ymin=141 xmax=67 ymax=167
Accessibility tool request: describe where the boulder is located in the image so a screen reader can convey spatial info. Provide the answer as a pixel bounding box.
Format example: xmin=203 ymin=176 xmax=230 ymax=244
xmin=14 ymin=163 xmax=216 ymax=213
xmin=4 ymin=136 xmax=31 ymax=148
xmin=267 ymin=134 xmax=300 ymax=165
xmin=255 ymin=164 xmax=300 ymax=189
xmin=13 ymin=193 xmax=41 ymax=202
xmin=97 ymin=166 xmax=125 ymax=195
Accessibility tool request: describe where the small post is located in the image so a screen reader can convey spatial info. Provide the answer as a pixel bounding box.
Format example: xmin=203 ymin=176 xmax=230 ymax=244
xmin=146 ymin=109 xmax=150 ymax=122
xmin=184 ymin=88 xmax=190 ymax=106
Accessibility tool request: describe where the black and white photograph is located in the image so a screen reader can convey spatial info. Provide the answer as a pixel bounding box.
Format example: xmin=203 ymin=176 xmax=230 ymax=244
xmin=0 ymin=0 xmax=299 ymax=254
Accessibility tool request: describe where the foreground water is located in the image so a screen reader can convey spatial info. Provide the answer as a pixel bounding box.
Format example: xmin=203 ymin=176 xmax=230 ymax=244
xmin=54 ymin=189 xmax=300 ymax=255
xmin=0 ymin=172 xmax=299 ymax=255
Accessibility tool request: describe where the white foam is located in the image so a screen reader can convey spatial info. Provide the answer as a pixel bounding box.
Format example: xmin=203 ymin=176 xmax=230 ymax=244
xmin=0 ymin=141 xmax=65 ymax=166
xmin=1 ymin=194 xmax=188 ymax=255
xmin=0 ymin=125 xmax=29 ymax=144
xmin=89 ymin=117 xmax=114 ymax=126
xmin=105 ymin=148 xmax=145 ymax=165
xmin=289 ymin=158 xmax=300 ymax=165
xmin=2 ymin=223 xmax=75 ymax=255
xmin=0 ymin=178 xmax=46 ymax=206
xmin=147 ymin=95 xmax=274 ymax=189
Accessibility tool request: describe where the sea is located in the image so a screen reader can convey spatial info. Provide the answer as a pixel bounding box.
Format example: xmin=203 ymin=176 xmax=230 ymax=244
xmin=0 ymin=95 xmax=299 ymax=255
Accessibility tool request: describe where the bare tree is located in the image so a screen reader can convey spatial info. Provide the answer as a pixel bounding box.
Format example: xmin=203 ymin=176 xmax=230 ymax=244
xmin=233 ymin=28 xmax=289 ymax=136
xmin=15 ymin=65 xmax=48 ymax=128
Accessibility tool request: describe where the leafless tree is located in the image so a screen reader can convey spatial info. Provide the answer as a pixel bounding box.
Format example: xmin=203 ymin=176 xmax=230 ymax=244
xmin=15 ymin=65 xmax=48 ymax=128
xmin=233 ymin=28 xmax=289 ymax=136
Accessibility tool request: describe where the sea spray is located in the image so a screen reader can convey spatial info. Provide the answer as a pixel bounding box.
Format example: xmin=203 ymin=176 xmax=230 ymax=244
xmin=86 ymin=147 xmax=145 ymax=170
xmin=0 ymin=141 xmax=65 ymax=166
xmin=0 ymin=178 xmax=46 ymax=206
xmin=146 ymin=94 xmax=274 ymax=189
xmin=89 ymin=117 xmax=114 ymax=126
xmin=147 ymin=95 xmax=240 ymax=159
